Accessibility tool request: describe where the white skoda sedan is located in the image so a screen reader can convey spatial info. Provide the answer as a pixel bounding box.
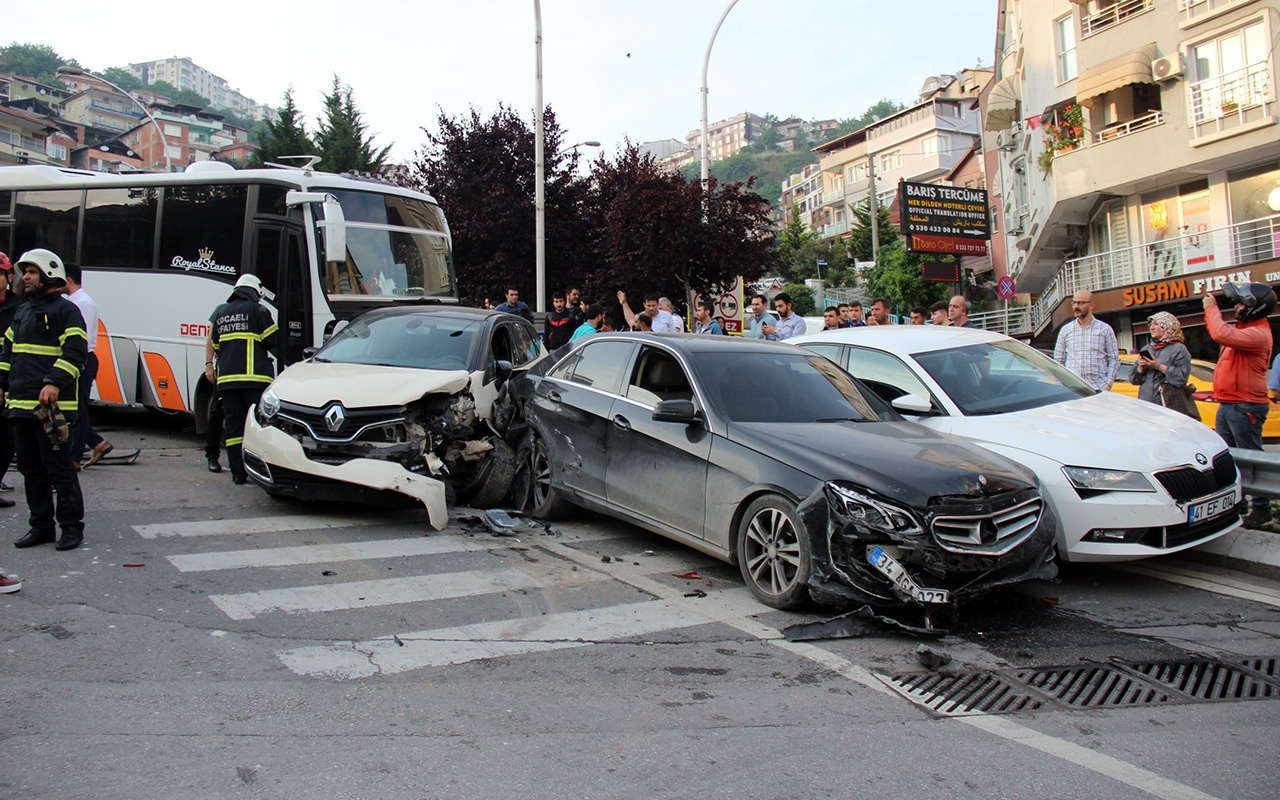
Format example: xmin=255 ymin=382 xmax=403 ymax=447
xmin=790 ymin=326 xmax=1241 ymax=562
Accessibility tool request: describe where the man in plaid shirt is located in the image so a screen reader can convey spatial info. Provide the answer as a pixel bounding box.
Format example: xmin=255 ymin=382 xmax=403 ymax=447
xmin=1054 ymin=290 xmax=1119 ymax=390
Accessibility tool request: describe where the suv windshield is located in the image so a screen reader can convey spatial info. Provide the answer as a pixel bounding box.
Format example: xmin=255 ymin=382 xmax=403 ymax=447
xmin=316 ymin=313 xmax=477 ymax=370
xmin=694 ymin=351 xmax=891 ymax=423
xmin=914 ymin=340 xmax=1096 ymax=416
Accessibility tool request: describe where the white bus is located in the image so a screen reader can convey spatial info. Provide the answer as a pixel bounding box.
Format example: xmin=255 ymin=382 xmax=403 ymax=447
xmin=0 ymin=160 xmax=456 ymax=433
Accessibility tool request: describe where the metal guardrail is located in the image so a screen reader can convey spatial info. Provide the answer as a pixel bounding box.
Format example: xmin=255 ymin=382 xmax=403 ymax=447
xmin=1230 ymin=448 xmax=1280 ymax=499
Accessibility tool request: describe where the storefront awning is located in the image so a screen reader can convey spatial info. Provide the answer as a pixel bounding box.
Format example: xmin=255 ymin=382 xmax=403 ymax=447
xmin=984 ymin=76 xmax=1020 ymax=131
xmin=1076 ymin=44 xmax=1158 ymax=108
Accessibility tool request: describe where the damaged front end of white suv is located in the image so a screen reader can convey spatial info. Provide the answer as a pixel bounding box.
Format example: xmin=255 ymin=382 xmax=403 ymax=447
xmin=243 ymin=362 xmax=520 ymax=529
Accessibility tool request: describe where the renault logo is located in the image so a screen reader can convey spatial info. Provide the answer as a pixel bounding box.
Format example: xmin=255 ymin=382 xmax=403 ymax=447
xmin=1195 ymin=453 xmax=1208 ymax=466
xmin=323 ymin=403 xmax=346 ymax=432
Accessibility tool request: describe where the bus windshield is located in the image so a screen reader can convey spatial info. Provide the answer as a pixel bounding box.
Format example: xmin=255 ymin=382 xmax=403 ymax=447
xmin=322 ymin=189 xmax=455 ymax=299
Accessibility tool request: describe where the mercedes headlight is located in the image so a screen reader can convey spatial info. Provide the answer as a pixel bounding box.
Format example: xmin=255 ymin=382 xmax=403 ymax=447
xmin=827 ymin=483 xmax=924 ymax=536
xmin=258 ymin=387 xmax=281 ymax=420
xmin=1062 ymin=466 xmax=1154 ymax=492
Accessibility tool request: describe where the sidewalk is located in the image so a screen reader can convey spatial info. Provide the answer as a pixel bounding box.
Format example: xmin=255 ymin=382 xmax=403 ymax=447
xmin=1187 ymin=523 xmax=1280 ymax=580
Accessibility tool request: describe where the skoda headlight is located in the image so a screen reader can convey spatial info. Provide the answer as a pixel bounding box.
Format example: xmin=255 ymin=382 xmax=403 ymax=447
xmin=258 ymin=387 xmax=281 ymax=420
xmin=1062 ymin=466 xmax=1154 ymax=492
xmin=827 ymin=483 xmax=924 ymax=536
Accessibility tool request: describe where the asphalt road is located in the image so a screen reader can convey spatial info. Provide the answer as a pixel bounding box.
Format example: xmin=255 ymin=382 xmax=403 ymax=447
xmin=1 ymin=409 xmax=1278 ymax=800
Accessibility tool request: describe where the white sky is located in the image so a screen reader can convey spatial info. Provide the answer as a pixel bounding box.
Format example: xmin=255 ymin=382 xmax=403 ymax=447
xmin=8 ymin=0 xmax=997 ymax=163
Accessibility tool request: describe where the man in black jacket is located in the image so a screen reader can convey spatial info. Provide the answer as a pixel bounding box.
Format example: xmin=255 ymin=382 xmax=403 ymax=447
xmin=206 ymin=274 xmax=278 ymax=485
xmin=0 ymin=249 xmax=88 ymax=551
xmin=544 ymin=291 xmax=574 ymax=350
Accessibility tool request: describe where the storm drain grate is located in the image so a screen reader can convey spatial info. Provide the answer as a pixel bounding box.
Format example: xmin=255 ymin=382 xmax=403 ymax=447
xmin=1129 ymin=659 xmax=1280 ymax=701
xmin=887 ymin=671 xmax=1044 ymax=716
xmin=1013 ymin=665 xmax=1177 ymax=708
xmin=1235 ymin=656 xmax=1280 ymax=681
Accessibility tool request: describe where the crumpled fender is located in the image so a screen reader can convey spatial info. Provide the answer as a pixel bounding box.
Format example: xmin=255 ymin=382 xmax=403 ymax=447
xmin=245 ymin=419 xmax=449 ymax=529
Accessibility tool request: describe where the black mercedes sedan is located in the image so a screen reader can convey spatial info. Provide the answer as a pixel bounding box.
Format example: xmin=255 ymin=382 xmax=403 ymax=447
xmin=515 ymin=332 xmax=1058 ymax=626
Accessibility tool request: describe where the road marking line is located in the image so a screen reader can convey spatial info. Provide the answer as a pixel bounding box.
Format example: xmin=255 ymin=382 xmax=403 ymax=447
xmin=167 ymin=535 xmax=491 ymax=572
xmin=960 ymin=715 xmax=1223 ymax=800
xmin=135 ymin=513 xmax=401 ymax=539
xmin=1110 ymin=562 xmax=1280 ymax=608
xmin=214 ymin=567 xmax=583 ymax=620
xmin=276 ymin=599 xmax=708 ymax=678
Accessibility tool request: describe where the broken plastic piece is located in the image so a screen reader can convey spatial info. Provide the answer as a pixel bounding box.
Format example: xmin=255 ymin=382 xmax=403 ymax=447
xmin=673 ymin=571 xmax=702 ymax=580
xmin=321 ymin=570 xmax=337 ymax=576
xmin=781 ymin=605 xmax=944 ymax=641
xmin=915 ymin=643 xmax=952 ymax=669
xmin=122 ymin=563 xmax=145 ymax=568
xmin=683 ymin=589 xmax=708 ymax=598
xmin=601 ymin=556 xmax=613 ymax=563
xmin=393 ymin=634 xmax=405 ymax=647
xmin=483 ymin=508 xmax=537 ymax=536
xmin=1039 ymin=596 xmax=1060 ymax=606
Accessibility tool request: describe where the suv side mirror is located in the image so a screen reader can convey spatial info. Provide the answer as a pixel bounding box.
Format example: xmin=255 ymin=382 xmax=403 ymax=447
xmin=652 ymin=399 xmax=700 ymax=425
xmin=494 ymin=359 xmax=514 ymax=386
xmin=891 ymin=394 xmax=933 ymax=415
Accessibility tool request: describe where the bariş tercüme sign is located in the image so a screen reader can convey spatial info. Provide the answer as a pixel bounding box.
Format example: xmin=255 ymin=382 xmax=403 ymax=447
xmin=899 ymin=181 xmax=989 ymax=240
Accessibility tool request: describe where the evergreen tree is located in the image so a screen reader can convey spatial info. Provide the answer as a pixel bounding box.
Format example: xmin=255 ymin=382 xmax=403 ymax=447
xmin=315 ymin=76 xmax=390 ymax=174
xmin=249 ymin=87 xmax=317 ymax=167
xmin=859 ymin=239 xmax=952 ymax=315
xmin=848 ymin=198 xmax=898 ymax=262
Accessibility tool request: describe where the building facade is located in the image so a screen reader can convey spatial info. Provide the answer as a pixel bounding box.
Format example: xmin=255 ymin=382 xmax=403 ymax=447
xmin=128 ymin=57 xmax=270 ymax=121
xmin=984 ymin=0 xmax=1280 ymax=356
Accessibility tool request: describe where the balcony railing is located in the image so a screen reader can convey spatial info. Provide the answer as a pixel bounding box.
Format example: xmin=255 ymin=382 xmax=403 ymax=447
xmin=1189 ymin=61 xmax=1273 ymax=133
xmin=821 ymin=220 xmax=850 ymax=239
xmin=1092 ymin=110 xmax=1164 ymax=144
xmin=970 ymin=305 xmax=1033 ymax=337
xmin=1031 ymin=213 xmax=1280 ymax=332
xmin=1081 ymin=0 xmax=1154 ymax=39
xmin=1180 ymin=0 xmax=1239 ymax=22
xmin=89 ymin=99 xmax=144 ymax=119
xmin=821 ymin=189 xmax=846 ymax=207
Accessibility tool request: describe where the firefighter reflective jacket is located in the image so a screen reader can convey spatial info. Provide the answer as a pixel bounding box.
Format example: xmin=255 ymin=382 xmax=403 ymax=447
xmin=211 ymin=286 xmax=278 ymax=390
xmin=0 ymin=290 xmax=88 ymax=418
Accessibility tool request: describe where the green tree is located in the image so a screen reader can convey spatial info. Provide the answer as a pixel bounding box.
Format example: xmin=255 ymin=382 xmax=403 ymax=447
xmin=248 ymin=87 xmax=317 ymax=167
xmin=315 ymin=76 xmax=390 ymax=174
xmin=859 ymin=239 xmax=952 ymax=316
xmin=0 ymin=43 xmax=78 ymax=84
xmin=828 ymin=99 xmax=908 ymax=140
xmin=145 ymin=79 xmax=211 ymax=109
xmin=848 ymin=198 xmax=898 ymax=262
xmin=100 ymin=67 xmax=142 ymax=92
xmin=755 ymin=113 xmax=781 ymax=152
xmin=783 ymin=283 xmax=816 ymax=317
xmin=774 ymin=205 xmax=817 ymax=283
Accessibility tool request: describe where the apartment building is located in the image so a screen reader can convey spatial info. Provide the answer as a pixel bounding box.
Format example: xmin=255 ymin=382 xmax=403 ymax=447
xmin=684 ymin=112 xmax=765 ymax=161
xmin=61 ymin=87 xmax=147 ymax=134
xmin=129 ymin=57 xmax=270 ymax=121
xmin=120 ymin=104 xmax=234 ymax=170
xmin=986 ymin=0 xmax=1280 ymax=356
xmin=779 ymin=162 xmax=828 ymax=230
xmin=0 ymin=73 xmax=72 ymax=108
xmin=0 ymin=106 xmax=61 ymax=166
xmin=813 ymin=68 xmax=991 ymax=242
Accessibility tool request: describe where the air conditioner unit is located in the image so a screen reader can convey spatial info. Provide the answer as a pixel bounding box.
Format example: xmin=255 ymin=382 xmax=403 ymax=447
xmin=996 ymin=129 xmax=1017 ymax=151
xmin=1153 ymin=54 xmax=1185 ymax=82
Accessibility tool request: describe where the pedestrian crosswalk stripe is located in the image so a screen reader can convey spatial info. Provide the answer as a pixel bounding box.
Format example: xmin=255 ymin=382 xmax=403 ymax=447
xmin=134 ymin=513 xmax=405 ymax=539
xmin=276 ymin=596 xmax=721 ymax=679
xmin=167 ymin=535 xmax=492 ymax=572
xmin=214 ymin=567 xmax=592 ymax=620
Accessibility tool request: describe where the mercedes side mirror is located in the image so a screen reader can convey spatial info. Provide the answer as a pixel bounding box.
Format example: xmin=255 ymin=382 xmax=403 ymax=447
xmin=652 ymin=399 xmax=700 ymax=425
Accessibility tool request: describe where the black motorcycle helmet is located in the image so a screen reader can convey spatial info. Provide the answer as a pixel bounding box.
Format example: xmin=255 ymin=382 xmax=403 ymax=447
xmin=1221 ymin=282 xmax=1277 ymax=323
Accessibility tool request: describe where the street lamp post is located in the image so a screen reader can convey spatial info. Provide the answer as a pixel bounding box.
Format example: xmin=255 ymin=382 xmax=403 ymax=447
xmin=700 ymin=0 xmax=741 ymax=187
xmin=58 ymin=66 xmax=172 ymax=173
xmin=533 ymin=0 xmax=547 ymax=313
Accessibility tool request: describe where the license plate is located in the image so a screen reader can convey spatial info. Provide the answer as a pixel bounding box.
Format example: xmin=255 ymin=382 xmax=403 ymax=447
xmin=867 ymin=546 xmax=950 ymax=604
xmin=1188 ymin=488 xmax=1239 ymax=524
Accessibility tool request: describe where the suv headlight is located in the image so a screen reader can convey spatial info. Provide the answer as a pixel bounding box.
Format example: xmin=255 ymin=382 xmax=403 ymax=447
xmin=258 ymin=387 xmax=281 ymax=420
xmin=1062 ymin=466 xmax=1154 ymax=492
xmin=827 ymin=483 xmax=924 ymax=536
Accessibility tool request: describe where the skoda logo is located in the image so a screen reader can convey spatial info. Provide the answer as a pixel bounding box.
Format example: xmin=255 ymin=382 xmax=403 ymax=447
xmin=1195 ymin=453 xmax=1208 ymax=466
xmin=323 ymin=403 xmax=346 ymax=432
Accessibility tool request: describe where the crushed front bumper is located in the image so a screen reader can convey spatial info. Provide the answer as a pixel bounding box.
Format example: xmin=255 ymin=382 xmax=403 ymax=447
xmin=243 ymin=409 xmax=449 ymax=529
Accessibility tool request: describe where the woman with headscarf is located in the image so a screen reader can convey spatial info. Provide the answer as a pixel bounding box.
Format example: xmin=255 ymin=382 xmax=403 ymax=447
xmin=1132 ymin=311 xmax=1199 ymax=419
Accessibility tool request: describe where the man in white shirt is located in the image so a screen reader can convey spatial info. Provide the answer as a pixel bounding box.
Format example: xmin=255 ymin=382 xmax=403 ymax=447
xmin=658 ymin=297 xmax=685 ymax=332
xmin=63 ymin=265 xmax=112 ymax=469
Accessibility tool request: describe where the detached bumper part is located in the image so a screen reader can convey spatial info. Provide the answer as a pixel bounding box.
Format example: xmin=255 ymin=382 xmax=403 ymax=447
xmin=244 ymin=419 xmax=450 ymax=529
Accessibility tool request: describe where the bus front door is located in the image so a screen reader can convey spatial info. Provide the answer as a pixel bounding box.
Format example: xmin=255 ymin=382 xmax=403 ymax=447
xmin=251 ymin=224 xmax=311 ymax=370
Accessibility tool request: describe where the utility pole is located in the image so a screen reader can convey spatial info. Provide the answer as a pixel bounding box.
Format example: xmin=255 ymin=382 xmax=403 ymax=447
xmin=867 ymin=155 xmax=880 ymax=257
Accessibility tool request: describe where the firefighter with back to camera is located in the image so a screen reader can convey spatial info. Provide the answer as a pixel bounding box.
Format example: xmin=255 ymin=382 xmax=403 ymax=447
xmin=0 ymin=249 xmax=88 ymax=551
xmin=206 ymin=274 xmax=278 ymax=485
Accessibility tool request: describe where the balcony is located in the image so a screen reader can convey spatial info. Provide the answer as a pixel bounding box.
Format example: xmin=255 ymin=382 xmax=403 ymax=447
xmin=821 ymin=188 xmax=846 ymax=207
xmin=0 ymin=128 xmax=43 ymax=151
xmin=821 ymin=219 xmax=850 ymax=239
xmin=1081 ymin=0 xmax=1154 ymax=39
xmin=1180 ymin=0 xmax=1243 ymax=23
xmin=1092 ymin=110 xmax=1164 ymax=144
xmin=1188 ymin=62 xmax=1274 ymax=138
xmin=970 ymin=305 xmax=1032 ymax=337
xmin=89 ymin=99 xmax=144 ymax=119
xmin=1031 ymin=213 xmax=1280 ymax=332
